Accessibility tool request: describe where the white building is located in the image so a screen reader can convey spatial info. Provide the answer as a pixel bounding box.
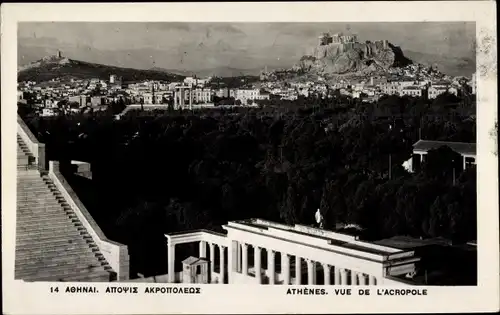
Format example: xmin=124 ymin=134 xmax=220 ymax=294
xmin=400 ymin=86 xmax=426 ymax=97
xmin=192 ymin=88 xmax=212 ymax=103
xmin=164 ymin=218 xmax=421 ymax=285
xmin=234 ymin=89 xmax=262 ymax=103
xmin=428 ymin=85 xmax=457 ymax=99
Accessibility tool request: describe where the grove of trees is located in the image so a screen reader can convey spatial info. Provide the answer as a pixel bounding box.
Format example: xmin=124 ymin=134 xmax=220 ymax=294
xmin=18 ymin=92 xmax=476 ymax=277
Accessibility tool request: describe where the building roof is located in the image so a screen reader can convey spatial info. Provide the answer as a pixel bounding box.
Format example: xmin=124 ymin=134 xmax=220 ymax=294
xmin=182 ymin=256 xmax=207 ymax=266
xmin=413 ymin=140 xmax=476 ymax=156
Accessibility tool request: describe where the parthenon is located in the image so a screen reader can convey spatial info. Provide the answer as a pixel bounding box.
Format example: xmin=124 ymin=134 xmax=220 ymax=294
xmin=165 ymin=218 xmax=421 ymax=285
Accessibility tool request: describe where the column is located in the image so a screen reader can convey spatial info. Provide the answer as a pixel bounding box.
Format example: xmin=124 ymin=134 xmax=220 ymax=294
xmin=219 ymin=245 xmax=226 ymax=284
xmin=189 ymin=88 xmax=193 ymax=109
xmin=241 ymin=243 xmax=248 ymax=276
xmin=368 ymin=275 xmax=377 ymax=286
xmin=167 ymin=243 xmax=175 ymax=283
xmin=209 ymin=243 xmax=215 ymax=282
xmin=282 ymin=253 xmax=290 ymax=285
xmin=199 ymin=241 xmax=207 ymax=258
xmin=358 ymin=273 xmax=368 ymax=285
xmin=306 ymin=259 xmax=315 ymax=285
xmin=312 ymin=262 xmax=317 ymax=284
xmin=295 ymin=256 xmax=302 ymax=285
xmin=340 ymin=269 xmax=348 ymax=285
xmin=255 ymin=246 xmax=262 ymax=284
xmin=174 ymin=90 xmax=177 ymax=108
xmin=463 ymin=156 xmax=466 ymax=170
xmin=323 ymin=263 xmax=331 ymax=285
xmin=236 ymin=243 xmax=241 ymax=273
xmin=268 ymin=250 xmax=276 ymax=285
xmin=351 ymin=270 xmax=358 ymax=285
xmin=334 ymin=267 xmax=341 ymax=285
xmin=420 ymin=154 xmax=423 ymax=163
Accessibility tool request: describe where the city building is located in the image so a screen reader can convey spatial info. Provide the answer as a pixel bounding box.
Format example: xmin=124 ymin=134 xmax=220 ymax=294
xmin=192 ymin=88 xmax=212 ymax=103
xmin=407 ymin=140 xmax=476 ymax=172
xmin=143 ymin=92 xmax=164 ymax=105
xmin=400 ymin=86 xmax=427 ymax=97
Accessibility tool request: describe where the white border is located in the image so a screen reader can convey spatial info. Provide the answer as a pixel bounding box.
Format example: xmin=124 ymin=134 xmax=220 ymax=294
xmin=2 ymin=2 xmax=498 ymax=314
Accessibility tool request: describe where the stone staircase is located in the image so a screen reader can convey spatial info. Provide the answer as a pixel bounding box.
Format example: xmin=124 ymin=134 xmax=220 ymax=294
xmin=16 ymin=136 xmax=116 ymax=282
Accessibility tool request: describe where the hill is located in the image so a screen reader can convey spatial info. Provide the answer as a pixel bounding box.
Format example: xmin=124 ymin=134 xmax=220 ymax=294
xmin=152 ymin=66 xmax=266 ymax=78
xmin=18 ymin=55 xmax=185 ymax=83
xmin=296 ymin=34 xmax=413 ymax=76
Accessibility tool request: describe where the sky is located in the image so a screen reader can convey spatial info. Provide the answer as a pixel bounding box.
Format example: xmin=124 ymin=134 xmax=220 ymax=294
xmin=18 ymin=22 xmax=476 ymax=73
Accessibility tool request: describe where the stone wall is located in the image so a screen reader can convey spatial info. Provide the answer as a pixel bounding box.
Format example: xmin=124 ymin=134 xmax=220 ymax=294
xmin=17 ymin=114 xmax=46 ymax=171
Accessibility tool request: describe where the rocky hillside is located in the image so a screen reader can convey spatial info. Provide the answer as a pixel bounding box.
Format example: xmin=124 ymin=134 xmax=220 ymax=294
xmin=18 ymin=55 xmax=184 ymax=83
xmin=297 ymin=39 xmax=412 ymax=76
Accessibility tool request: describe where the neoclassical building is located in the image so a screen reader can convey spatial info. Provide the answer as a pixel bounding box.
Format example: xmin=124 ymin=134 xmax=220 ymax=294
xmin=165 ymin=218 xmax=421 ymax=285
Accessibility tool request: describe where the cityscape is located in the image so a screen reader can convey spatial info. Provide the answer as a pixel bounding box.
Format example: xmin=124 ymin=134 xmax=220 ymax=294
xmin=15 ymin=22 xmax=477 ymax=286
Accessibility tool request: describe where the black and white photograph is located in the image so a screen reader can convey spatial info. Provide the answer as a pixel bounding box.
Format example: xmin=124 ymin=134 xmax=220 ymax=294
xmin=2 ymin=2 xmax=498 ymax=314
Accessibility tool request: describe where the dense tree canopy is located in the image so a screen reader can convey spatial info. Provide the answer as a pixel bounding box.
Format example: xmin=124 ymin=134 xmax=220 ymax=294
xmin=18 ymin=93 xmax=476 ymax=277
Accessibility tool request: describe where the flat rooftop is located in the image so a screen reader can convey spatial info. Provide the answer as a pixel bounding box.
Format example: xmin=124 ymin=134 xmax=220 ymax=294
xmin=413 ymin=139 xmax=476 ymax=156
xmin=230 ymin=218 xmax=404 ymax=258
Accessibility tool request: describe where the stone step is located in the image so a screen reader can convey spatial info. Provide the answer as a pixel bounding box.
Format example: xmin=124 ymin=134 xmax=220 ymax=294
xmin=17 ymin=211 xmax=75 ymax=219
xmin=16 ymin=261 xmax=106 ymax=278
xmin=17 ymin=199 xmax=63 ymax=206
xmin=16 ymin=245 xmax=100 ymax=259
xmin=20 ymin=268 xmax=111 ymax=282
xmin=16 ymin=230 xmax=85 ymax=242
xmin=17 ymin=206 xmax=73 ymax=214
xmin=16 ymin=238 xmax=91 ymax=251
xmin=17 ymin=184 xmax=50 ymax=188
xmin=16 ymin=196 xmax=56 ymax=200
xmin=16 ymin=228 xmax=86 ymax=239
xmin=19 ymin=201 xmax=71 ymax=209
xmin=16 ymin=224 xmax=84 ymax=236
xmin=17 ymin=183 xmax=47 ymax=187
xmin=17 ymin=199 xmax=66 ymax=206
xmin=17 ymin=206 xmax=69 ymax=214
xmin=16 ymin=246 xmax=95 ymax=261
xmin=16 ymin=209 xmax=72 ymax=217
xmin=16 ymin=243 xmax=100 ymax=258
xmin=17 ymin=222 xmax=83 ymax=233
xmin=16 ymin=256 xmax=104 ymax=272
xmin=17 ymin=208 xmax=73 ymax=216
xmin=17 ymin=212 xmax=78 ymax=222
xmin=17 ymin=175 xmax=42 ymax=179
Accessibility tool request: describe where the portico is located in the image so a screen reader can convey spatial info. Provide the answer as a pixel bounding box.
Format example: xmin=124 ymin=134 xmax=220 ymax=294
xmin=165 ymin=219 xmax=420 ymax=285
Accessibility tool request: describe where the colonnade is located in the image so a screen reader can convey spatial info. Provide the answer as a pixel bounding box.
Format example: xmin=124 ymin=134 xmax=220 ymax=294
xmin=231 ymin=241 xmax=379 ymax=285
xmin=168 ymin=239 xmax=379 ymax=285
